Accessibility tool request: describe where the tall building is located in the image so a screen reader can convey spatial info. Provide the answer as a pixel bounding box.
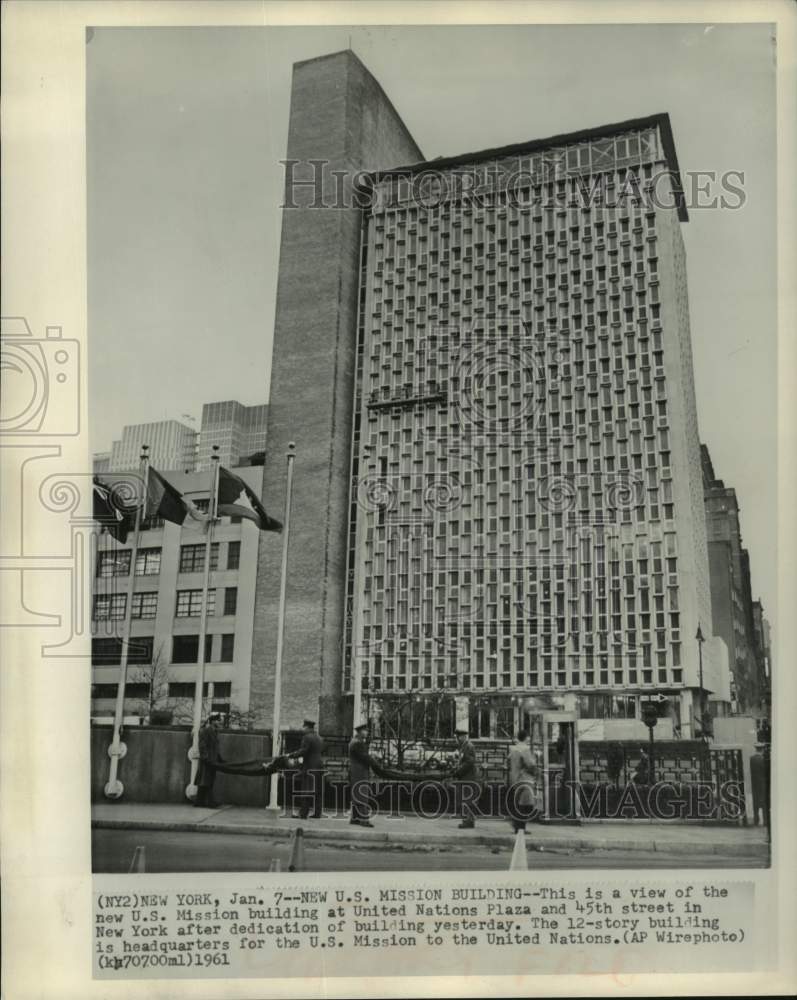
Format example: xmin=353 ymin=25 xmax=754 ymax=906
xmin=702 ymin=445 xmax=759 ymax=713
xmin=109 ymin=419 xmax=198 ymax=472
xmin=751 ymin=599 xmax=772 ymax=715
xmin=93 ymin=451 xmax=111 ymax=475
xmin=91 ymin=465 xmax=262 ymax=724
xmin=250 ymin=51 xmax=424 ymax=733
xmin=197 ymin=400 xmax=269 ymax=470
xmin=252 ymin=51 xmax=732 ymax=740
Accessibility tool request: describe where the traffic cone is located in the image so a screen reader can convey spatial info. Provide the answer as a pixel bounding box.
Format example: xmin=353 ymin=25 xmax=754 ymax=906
xmin=287 ymin=827 xmax=305 ymax=872
xmin=509 ymin=829 xmax=527 ymax=871
xmin=268 ymin=857 xmax=282 ymax=872
xmin=128 ymin=846 xmax=146 ymax=873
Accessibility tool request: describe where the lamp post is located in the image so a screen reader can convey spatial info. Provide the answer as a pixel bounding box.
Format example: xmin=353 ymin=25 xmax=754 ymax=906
xmin=695 ymin=624 xmax=705 ymax=737
xmin=695 ymin=624 xmax=710 ymax=781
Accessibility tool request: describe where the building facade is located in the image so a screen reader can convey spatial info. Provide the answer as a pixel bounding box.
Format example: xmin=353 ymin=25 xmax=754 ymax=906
xmin=251 ymin=51 xmax=732 ymax=740
xmin=109 ymin=419 xmax=198 ymax=473
xmin=702 ymin=444 xmax=761 ymax=714
xmin=196 ymin=400 xmax=269 ymax=470
xmin=91 ymin=465 xmax=262 ymax=725
xmin=345 ymin=114 xmax=732 ymax=741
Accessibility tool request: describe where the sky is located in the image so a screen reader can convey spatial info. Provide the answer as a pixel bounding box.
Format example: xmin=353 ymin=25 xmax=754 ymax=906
xmin=87 ymin=23 xmax=777 ymax=616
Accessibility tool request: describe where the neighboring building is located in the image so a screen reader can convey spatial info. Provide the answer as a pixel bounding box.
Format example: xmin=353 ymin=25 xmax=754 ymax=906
xmin=109 ymin=419 xmax=198 ymax=473
xmin=196 ymin=400 xmax=269 ymax=470
xmin=95 ymin=399 xmax=269 ymax=475
xmin=251 ymin=50 xmax=732 ymax=740
xmin=751 ymin=599 xmax=772 ymax=716
xmin=90 ymin=465 xmax=262 ymax=724
xmin=702 ymin=445 xmax=760 ymax=713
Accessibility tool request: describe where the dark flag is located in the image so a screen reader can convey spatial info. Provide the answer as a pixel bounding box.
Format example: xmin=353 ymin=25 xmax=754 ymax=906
xmin=146 ymin=467 xmax=190 ymax=525
xmin=217 ymin=466 xmax=282 ymax=532
xmin=92 ymin=476 xmax=138 ymax=543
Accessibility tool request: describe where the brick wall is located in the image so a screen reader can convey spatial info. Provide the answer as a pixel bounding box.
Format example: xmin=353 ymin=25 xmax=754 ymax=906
xmin=250 ymin=51 xmax=423 ymax=734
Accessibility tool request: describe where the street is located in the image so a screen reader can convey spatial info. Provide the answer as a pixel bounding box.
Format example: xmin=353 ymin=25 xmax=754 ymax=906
xmin=92 ymin=828 xmax=768 ymax=873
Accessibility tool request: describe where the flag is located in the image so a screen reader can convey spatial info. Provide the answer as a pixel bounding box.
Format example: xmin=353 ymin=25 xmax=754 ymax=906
xmin=93 ymin=475 xmax=138 ymax=543
xmin=217 ymin=466 xmax=282 ymax=532
xmin=146 ymin=467 xmax=190 ymax=525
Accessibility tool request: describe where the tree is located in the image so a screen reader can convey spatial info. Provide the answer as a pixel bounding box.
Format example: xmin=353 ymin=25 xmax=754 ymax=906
xmin=363 ymin=688 xmax=455 ymax=768
xmin=126 ymin=643 xmax=193 ymax=725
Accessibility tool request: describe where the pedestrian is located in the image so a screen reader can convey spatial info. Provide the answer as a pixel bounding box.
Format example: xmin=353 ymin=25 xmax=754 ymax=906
xmin=284 ymin=719 xmax=325 ymax=819
xmin=349 ymin=722 xmax=377 ymax=827
xmin=506 ymin=730 xmax=542 ymax=832
xmin=749 ymin=744 xmax=767 ymax=826
xmin=194 ymin=712 xmax=223 ymax=808
xmin=450 ymin=726 xmax=482 ymax=829
xmin=632 ymin=749 xmax=650 ymax=785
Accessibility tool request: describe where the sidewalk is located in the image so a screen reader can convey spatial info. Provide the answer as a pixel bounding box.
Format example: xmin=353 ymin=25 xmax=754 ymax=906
xmin=92 ymin=802 xmax=770 ymax=857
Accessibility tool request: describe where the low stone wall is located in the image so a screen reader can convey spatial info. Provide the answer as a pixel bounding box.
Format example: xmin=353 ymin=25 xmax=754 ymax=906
xmin=90 ymin=725 xmax=273 ymax=806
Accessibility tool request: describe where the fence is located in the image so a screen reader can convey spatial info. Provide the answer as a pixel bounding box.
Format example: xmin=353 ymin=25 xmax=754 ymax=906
xmin=89 ymin=726 xmax=745 ymax=821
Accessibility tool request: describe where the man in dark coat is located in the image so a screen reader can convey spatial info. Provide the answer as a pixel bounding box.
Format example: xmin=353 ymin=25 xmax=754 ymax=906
xmin=451 ymin=726 xmax=482 ymax=829
xmin=285 ymin=719 xmax=325 ymax=819
xmin=195 ymin=713 xmax=223 ymax=808
xmin=349 ymin=722 xmax=377 ymax=827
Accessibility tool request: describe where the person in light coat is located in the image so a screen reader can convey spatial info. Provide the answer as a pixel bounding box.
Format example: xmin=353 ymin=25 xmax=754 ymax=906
xmin=506 ymin=730 xmax=543 ymax=831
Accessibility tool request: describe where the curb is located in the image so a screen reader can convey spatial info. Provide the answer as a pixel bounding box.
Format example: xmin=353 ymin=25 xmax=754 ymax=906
xmin=91 ymin=818 xmax=770 ymax=857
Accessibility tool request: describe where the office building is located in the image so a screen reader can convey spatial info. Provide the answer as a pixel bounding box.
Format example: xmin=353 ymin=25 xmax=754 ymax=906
xmin=90 ymin=465 xmax=262 ymax=723
xmin=252 ymin=51 xmax=732 ymax=739
xmin=109 ymin=419 xmax=198 ymax=473
xmin=196 ymin=400 xmax=269 ymax=470
xmin=702 ymin=444 xmax=762 ymax=714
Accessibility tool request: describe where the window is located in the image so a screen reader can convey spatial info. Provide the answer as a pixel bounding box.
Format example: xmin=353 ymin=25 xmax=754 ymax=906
xmin=92 ymin=636 xmax=153 ymax=665
xmin=179 ymin=543 xmax=219 ymax=574
xmin=227 ymin=541 xmax=241 ymax=570
xmin=131 ymin=592 xmax=158 ymax=619
xmin=92 ymin=638 xmax=122 ymax=666
xmin=171 ymin=633 xmax=212 ymax=663
xmin=135 ymin=547 xmax=162 ymax=576
xmin=93 ymin=594 xmax=127 ymax=620
xmin=96 ymin=550 xmax=131 ymax=578
xmin=175 ymin=589 xmax=215 ymax=618
xmin=128 ymin=636 xmax=154 ymax=664
xmin=91 ymin=683 xmax=118 ymax=699
xmin=223 ymin=587 xmax=237 ymax=616
xmin=169 ymin=680 xmax=232 ymax=699
xmin=220 ymin=634 xmax=235 ymax=662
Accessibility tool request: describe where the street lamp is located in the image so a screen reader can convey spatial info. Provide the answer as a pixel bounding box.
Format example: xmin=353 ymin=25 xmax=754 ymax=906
xmin=695 ymin=624 xmax=710 ymax=781
xmin=695 ymin=624 xmax=705 ymax=737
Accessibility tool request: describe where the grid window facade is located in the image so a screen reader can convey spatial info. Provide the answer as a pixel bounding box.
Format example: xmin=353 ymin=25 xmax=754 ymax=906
xmin=131 ymin=592 xmax=158 ymax=619
xmin=227 ymin=541 xmax=241 ymax=570
xmin=175 ymin=589 xmax=216 ymax=618
xmin=179 ymin=543 xmax=220 ymax=574
xmin=93 ymin=594 xmax=127 ymax=620
xmin=97 ymin=551 xmax=131 ymax=578
xmin=135 ymin=547 xmax=162 ymax=576
xmin=344 ymin=123 xmax=699 ymax=705
xmin=171 ymin=634 xmax=212 ymax=664
xmin=223 ymin=587 xmax=238 ymax=616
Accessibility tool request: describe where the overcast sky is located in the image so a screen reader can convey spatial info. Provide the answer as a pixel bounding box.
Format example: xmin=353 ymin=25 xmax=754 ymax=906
xmin=87 ymin=23 xmax=777 ymax=616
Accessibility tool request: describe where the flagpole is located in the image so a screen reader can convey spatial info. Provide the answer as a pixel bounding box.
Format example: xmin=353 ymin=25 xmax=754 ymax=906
xmin=104 ymin=445 xmax=149 ymax=799
xmin=266 ymin=442 xmax=296 ymax=816
xmin=186 ymin=446 xmax=220 ymax=800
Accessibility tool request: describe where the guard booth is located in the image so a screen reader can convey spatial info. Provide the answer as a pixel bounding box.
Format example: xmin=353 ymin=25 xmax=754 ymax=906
xmin=524 ymin=709 xmax=581 ymax=823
